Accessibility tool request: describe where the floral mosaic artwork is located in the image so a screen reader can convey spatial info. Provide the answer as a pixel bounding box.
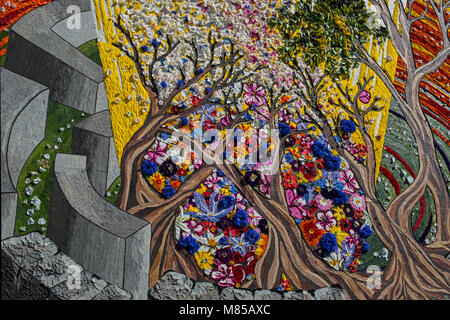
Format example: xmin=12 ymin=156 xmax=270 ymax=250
xmin=2 ymin=0 xmax=449 ymax=303
xmin=88 ymin=0 xmax=450 ymax=299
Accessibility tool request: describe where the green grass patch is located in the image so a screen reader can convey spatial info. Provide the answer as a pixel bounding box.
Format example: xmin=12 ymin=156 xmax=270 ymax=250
xmin=105 ymin=176 xmax=122 ymax=206
xmin=77 ymin=39 xmax=102 ymax=66
xmin=14 ymin=101 xmax=88 ymax=236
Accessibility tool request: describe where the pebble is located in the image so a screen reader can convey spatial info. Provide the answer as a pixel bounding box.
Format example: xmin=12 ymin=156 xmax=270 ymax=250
xmin=26 ymin=209 xmax=34 ymax=216
xmin=27 ymin=217 xmax=35 ymax=225
xmin=25 ymin=177 xmax=30 ymax=184
xmin=37 ymin=218 xmax=46 ymax=225
xmin=66 ymin=124 xmax=71 ymax=129
xmin=59 ymin=127 xmax=65 ymax=132
xmin=25 ymin=186 xmax=33 ymax=196
xmin=30 ymin=171 xmax=37 ymax=176
xmin=54 ymin=145 xmax=59 ymax=150
xmin=19 ymin=226 xmax=26 ymax=232
xmin=31 ymin=196 xmax=41 ymax=207
xmin=56 ymin=137 xmax=62 ymax=143
xmin=33 ymin=178 xmax=41 ymax=185
xmin=38 ymin=166 xmax=46 ymax=173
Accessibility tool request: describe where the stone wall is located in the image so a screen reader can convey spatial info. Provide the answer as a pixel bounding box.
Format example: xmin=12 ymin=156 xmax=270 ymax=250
xmin=4 ymin=0 xmax=105 ymax=114
xmin=149 ymin=271 xmax=347 ymax=300
xmin=72 ymin=110 xmax=120 ymax=195
xmin=1 ymin=232 xmax=131 ymax=300
xmin=1 ymin=67 xmax=49 ymax=241
xmin=47 ymin=154 xmax=151 ymax=300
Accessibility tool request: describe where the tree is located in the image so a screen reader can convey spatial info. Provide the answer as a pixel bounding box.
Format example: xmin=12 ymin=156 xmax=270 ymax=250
xmin=269 ymin=0 xmax=450 ymax=298
xmin=108 ymin=0 xmax=449 ymax=299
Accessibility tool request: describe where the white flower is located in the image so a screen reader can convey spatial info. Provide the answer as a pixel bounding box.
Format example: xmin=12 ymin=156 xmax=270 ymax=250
xmin=194 ymin=230 xmax=226 ymax=255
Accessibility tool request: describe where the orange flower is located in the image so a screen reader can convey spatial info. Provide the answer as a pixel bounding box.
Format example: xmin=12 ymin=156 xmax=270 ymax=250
xmin=170 ymin=178 xmax=181 ymax=190
xmin=300 ymin=218 xmax=325 ymax=248
xmin=283 ymin=172 xmax=298 ymax=189
xmin=148 ymin=172 xmax=165 ymax=191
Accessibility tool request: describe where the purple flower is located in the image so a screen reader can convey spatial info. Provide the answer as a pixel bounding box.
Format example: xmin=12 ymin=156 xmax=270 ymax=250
xmin=215 ymin=247 xmax=233 ymax=265
xmin=160 ymin=159 xmax=177 ymax=177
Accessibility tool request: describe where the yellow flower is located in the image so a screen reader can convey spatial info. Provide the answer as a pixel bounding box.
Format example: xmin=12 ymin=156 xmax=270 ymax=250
xmin=197 ymin=184 xmax=207 ymax=194
xmin=329 ymin=225 xmax=349 ymax=247
xmin=195 ymin=251 xmax=214 ymax=270
xmin=333 ymin=207 xmax=346 ymax=221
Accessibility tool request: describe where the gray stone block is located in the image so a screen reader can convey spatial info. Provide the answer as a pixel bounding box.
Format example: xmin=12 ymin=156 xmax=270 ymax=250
xmin=190 ymin=282 xmax=220 ymax=300
xmin=253 ymin=289 xmax=282 ymax=300
xmin=1 ymin=193 xmax=17 ymax=240
xmin=149 ymin=271 xmax=195 ymax=300
xmin=71 ymin=110 xmax=119 ymax=195
xmin=47 ymin=154 xmax=151 ymax=300
xmin=51 ymin=11 xmax=97 ymax=48
xmin=1 ymin=67 xmax=48 ymax=190
xmin=1 ymin=232 xmax=133 ymax=300
xmin=220 ymin=287 xmax=255 ymax=300
xmin=4 ymin=0 xmax=103 ymax=113
xmin=313 ymin=286 xmax=347 ymax=300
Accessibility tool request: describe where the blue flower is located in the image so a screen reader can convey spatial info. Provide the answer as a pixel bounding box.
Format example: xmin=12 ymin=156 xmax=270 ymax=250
xmin=361 ymin=241 xmax=370 ymax=253
xmin=162 ymin=186 xmax=176 ymax=199
xmin=141 ymin=160 xmax=158 ymax=176
xmin=218 ymin=195 xmax=235 ymax=210
xmin=160 ymin=81 xmax=167 ymax=88
xmin=244 ymin=111 xmax=252 ymax=121
xmin=333 ymin=190 xmax=348 ymax=205
xmin=360 ymin=225 xmax=374 ymax=238
xmin=244 ymin=229 xmax=260 ymax=245
xmin=218 ymin=236 xmax=229 ymax=246
xmin=179 ymin=236 xmax=199 ymax=255
xmin=188 ymin=192 xmax=233 ymax=222
xmin=140 ymin=45 xmax=149 ymax=52
xmin=284 ymin=153 xmax=294 ymax=163
xmin=311 ymin=141 xmax=330 ymax=158
xmin=177 ymin=79 xmax=184 ymax=88
xmin=320 ymin=232 xmax=338 ymax=255
xmin=180 ymin=117 xmax=189 ymax=127
xmin=195 ymin=68 xmax=205 ymax=75
xmin=323 ymin=154 xmax=341 ymax=171
xmin=278 ymin=122 xmax=291 ymax=137
xmin=233 ymin=209 xmax=248 ymax=228
xmin=340 ymin=119 xmax=356 ymax=134
xmin=151 ymin=38 xmax=160 ymax=47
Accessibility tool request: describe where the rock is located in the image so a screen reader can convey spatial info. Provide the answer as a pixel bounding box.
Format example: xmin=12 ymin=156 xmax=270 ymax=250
xmin=25 ymin=177 xmax=30 ymax=184
xmin=19 ymin=226 xmax=26 ymax=232
xmin=283 ymin=290 xmax=315 ymax=300
xmin=54 ymin=145 xmax=59 ymax=150
xmin=220 ymin=287 xmax=254 ymax=300
xmin=43 ymin=153 xmax=51 ymax=160
xmin=33 ymin=178 xmax=41 ymax=185
xmin=38 ymin=166 xmax=47 ymax=173
xmin=27 ymin=217 xmax=35 ymax=225
xmin=253 ymin=289 xmax=282 ymax=300
xmin=407 ymin=176 xmax=414 ymax=184
xmin=56 ymin=137 xmax=62 ymax=143
xmin=149 ymin=271 xmax=194 ymax=300
xmin=313 ymin=287 xmax=346 ymax=300
xmin=59 ymin=127 xmax=65 ymax=132
xmin=93 ymin=279 xmax=108 ymax=291
xmin=380 ymin=248 xmax=389 ymax=259
xmin=37 ymin=218 xmax=46 ymax=225
xmin=93 ymin=285 xmax=131 ymax=300
xmin=190 ymin=281 xmax=220 ymax=300
xmin=25 ymin=186 xmax=33 ymax=196
xmin=31 ymin=196 xmax=41 ymax=207
xmin=26 ymin=209 xmax=34 ymax=216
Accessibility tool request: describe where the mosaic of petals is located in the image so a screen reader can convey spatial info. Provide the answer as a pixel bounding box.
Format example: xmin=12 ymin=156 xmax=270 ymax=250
xmin=174 ymin=169 xmax=268 ymax=288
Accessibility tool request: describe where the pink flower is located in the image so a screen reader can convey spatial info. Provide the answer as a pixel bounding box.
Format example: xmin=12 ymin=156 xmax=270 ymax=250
xmin=210 ymin=263 xmax=235 ymax=287
xmin=258 ymin=174 xmax=271 ymax=197
xmin=315 ymin=194 xmax=333 ymax=211
xmin=234 ymin=192 xmax=246 ymax=210
xmin=286 ymin=189 xmax=307 ymax=219
xmin=204 ymin=171 xmax=221 ymax=192
xmin=144 ymin=140 xmax=167 ymax=162
xmin=316 ymin=211 xmax=337 ymax=231
xmin=346 ymin=229 xmax=359 ymax=247
xmin=186 ymin=219 xmax=204 ymax=236
xmin=340 ymin=170 xmax=360 ymax=194
xmin=350 ymin=193 xmax=366 ymax=211
xmin=243 ymin=82 xmax=266 ymax=107
xmin=359 ymin=90 xmax=371 ymax=104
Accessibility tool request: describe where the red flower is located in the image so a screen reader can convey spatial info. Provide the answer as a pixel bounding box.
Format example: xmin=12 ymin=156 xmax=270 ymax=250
xmin=300 ymin=162 xmax=317 ymax=181
xmin=315 ymin=158 xmax=324 ymax=169
xmin=300 ymin=218 xmax=325 ymax=248
xmin=177 ymin=168 xmax=188 ymax=176
xmin=232 ymin=264 xmax=246 ymax=284
xmin=283 ymin=172 xmax=298 ymax=189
